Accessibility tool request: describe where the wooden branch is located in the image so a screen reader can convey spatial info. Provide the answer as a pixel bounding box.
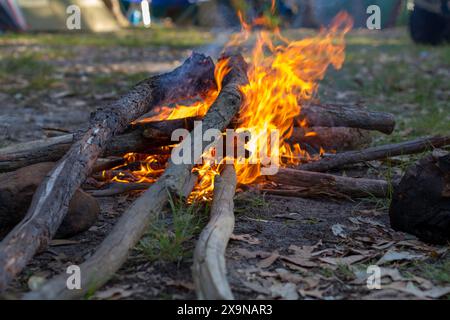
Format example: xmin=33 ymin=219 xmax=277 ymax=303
xmin=87 ymin=182 xmax=152 ymax=197
xmin=0 ymin=103 xmax=394 ymax=172
xmin=261 ymin=168 xmax=389 ymax=198
xmin=298 ymin=103 xmax=396 ymax=134
xmin=299 ymin=135 xmax=450 ymax=172
xmin=0 ymin=53 xmax=215 ymax=292
xmin=23 ymin=54 xmax=248 ymax=300
xmin=0 ymin=117 xmax=199 ymax=172
xmin=193 ymin=165 xmax=236 ymax=300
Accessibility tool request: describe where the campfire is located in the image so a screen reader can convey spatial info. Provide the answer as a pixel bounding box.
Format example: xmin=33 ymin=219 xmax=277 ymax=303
xmin=0 ymin=8 xmax=449 ymax=300
xmin=97 ymin=12 xmax=358 ymax=201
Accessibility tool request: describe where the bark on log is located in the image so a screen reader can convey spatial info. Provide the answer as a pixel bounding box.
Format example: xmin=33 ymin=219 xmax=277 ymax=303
xmin=299 ymin=135 xmax=450 ymax=172
xmin=261 ymin=168 xmax=389 ymax=198
xmin=289 ymin=126 xmax=372 ymax=152
xmin=0 ymin=103 xmax=394 ymax=172
xmin=0 ymin=118 xmax=199 ymax=172
xmin=0 ymin=53 xmax=215 ymax=292
xmin=23 ymin=54 xmax=248 ymax=300
xmin=298 ymin=103 xmax=396 ymax=134
xmin=389 ymin=150 xmax=450 ymax=244
xmin=193 ymin=164 xmax=236 ymax=300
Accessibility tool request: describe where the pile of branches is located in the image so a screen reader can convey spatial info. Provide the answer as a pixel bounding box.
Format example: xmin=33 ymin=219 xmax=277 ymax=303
xmin=0 ymin=52 xmax=449 ymax=300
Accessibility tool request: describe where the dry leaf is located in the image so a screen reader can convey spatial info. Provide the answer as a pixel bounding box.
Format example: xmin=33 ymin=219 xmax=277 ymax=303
xmin=331 ymin=224 xmax=348 ymax=238
xmin=319 ymin=255 xmax=365 ymax=266
xmin=385 ymin=282 xmax=450 ymax=299
xmin=298 ymin=288 xmax=325 ymax=299
xmin=270 ymin=282 xmax=299 ymax=300
xmin=377 ymin=250 xmax=425 ymax=265
xmin=281 ymin=255 xmax=318 ymax=268
xmin=93 ymin=286 xmax=134 ymax=300
xmin=258 ymin=251 xmax=280 ymax=268
xmin=230 ymin=233 xmax=261 ymax=245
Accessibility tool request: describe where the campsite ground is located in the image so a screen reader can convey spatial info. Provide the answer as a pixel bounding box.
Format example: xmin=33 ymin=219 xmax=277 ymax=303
xmin=0 ymin=27 xmax=449 ymax=300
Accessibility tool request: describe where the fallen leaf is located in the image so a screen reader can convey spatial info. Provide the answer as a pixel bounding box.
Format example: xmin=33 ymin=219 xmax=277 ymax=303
xmin=385 ymin=282 xmax=450 ymax=299
xmin=234 ymin=248 xmax=270 ymax=259
xmin=230 ymin=233 xmax=261 ymax=245
xmin=377 ymin=250 xmax=425 ymax=265
xmin=331 ymin=224 xmax=348 ymax=238
xmin=270 ymin=282 xmax=299 ymax=300
xmin=166 ymin=280 xmax=195 ymax=291
xmin=298 ymin=288 xmax=325 ymax=299
xmin=258 ymin=251 xmax=280 ymax=268
xmin=242 ymin=280 xmax=270 ymax=295
xmin=281 ymin=255 xmax=318 ymax=268
xmin=319 ymin=255 xmax=365 ymax=266
xmin=93 ymin=286 xmax=134 ymax=300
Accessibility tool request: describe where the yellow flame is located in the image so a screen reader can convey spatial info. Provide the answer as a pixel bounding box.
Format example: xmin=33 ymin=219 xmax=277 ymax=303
xmin=106 ymin=12 xmax=353 ymax=202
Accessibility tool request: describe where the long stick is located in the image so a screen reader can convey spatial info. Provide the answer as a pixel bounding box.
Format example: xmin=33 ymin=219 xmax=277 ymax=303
xmin=23 ymin=54 xmax=248 ymax=300
xmin=299 ymin=135 xmax=450 ymax=172
xmin=0 ymin=53 xmax=215 ymax=292
xmin=262 ymin=168 xmax=389 ymax=198
xmin=193 ymin=165 xmax=236 ymax=300
xmin=1 ymin=104 xmax=395 ymax=172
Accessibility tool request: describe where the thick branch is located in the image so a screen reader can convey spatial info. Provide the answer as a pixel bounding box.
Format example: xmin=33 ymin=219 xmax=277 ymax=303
xmin=262 ymin=168 xmax=389 ymax=198
xmin=24 ymin=54 xmax=248 ymax=300
xmin=298 ymin=103 xmax=396 ymax=134
xmin=0 ymin=53 xmax=215 ymax=292
xmin=299 ymin=135 xmax=450 ymax=172
xmin=193 ymin=165 xmax=236 ymax=300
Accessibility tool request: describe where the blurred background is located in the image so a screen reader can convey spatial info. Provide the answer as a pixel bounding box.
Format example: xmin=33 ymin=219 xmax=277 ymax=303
xmin=0 ymin=0 xmax=411 ymax=32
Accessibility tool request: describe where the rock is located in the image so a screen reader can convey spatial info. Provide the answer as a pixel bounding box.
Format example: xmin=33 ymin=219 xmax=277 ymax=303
xmin=0 ymin=162 xmax=100 ymax=239
xmin=389 ymin=150 xmax=450 ymax=244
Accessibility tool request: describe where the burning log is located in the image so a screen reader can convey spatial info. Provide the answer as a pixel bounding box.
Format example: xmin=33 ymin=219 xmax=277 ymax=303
xmin=390 ymin=150 xmax=450 ymax=244
xmin=0 ymin=53 xmax=215 ymax=292
xmin=261 ymin=168 xmax=389 ymax=198
xmin=0 ymin=103 xmax=395 ymax=173
xmin=24 ymin=54 xmax=248 ymax=300
xmin=298 ymin=103 xmax=396 ymax=135
xmin=193 ymin=164 xmax=236 ymax=300
xmin=299 ymin=135 xmax=450 ymax=172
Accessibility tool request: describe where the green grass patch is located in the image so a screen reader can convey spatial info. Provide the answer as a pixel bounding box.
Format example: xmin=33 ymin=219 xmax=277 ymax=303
xmin=0 ymin=53 xmax=56 ymax=92
xmin=0 ymin=27 xmax=213 ymax=49
xmin=138 ymin=195 xmax=208 ymax=264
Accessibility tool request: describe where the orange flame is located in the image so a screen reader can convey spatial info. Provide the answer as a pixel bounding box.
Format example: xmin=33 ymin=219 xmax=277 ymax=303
xmin=136 ymin=58 xmax=231 ymax=123
xmin=106 ymin=12 xmax=353 ymax=202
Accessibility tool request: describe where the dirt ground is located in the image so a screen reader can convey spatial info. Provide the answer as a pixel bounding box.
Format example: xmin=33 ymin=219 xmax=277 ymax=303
xmin=0 ymin=27 xmax=449 ymax=300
